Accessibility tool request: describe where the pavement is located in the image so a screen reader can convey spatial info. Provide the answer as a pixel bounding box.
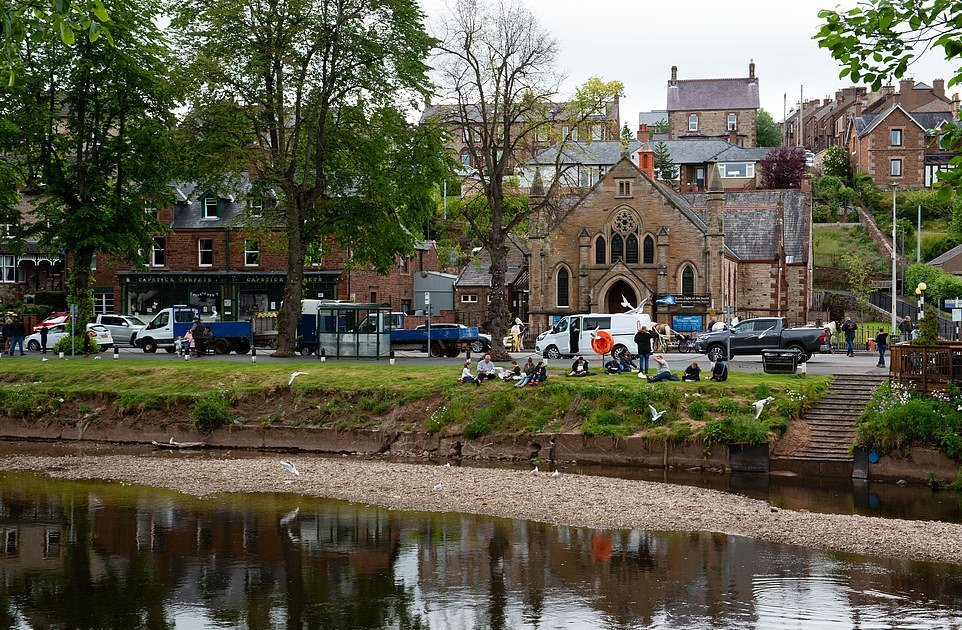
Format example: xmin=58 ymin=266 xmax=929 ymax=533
xmin=0 ymin=344 xmax=891 ymax=376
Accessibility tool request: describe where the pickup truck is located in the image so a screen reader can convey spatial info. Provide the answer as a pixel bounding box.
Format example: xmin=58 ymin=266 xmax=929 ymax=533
xmin=136 ymin=307 xmax=253 ymax=354
xmin=692 ymin=317 xmax=826 ymax=363
xmin=392 ymin=323 xmax=481 ymax=357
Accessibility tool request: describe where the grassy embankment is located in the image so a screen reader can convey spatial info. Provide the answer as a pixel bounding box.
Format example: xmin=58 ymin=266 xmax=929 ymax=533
xmin=0 ymin=361 xmax=829 ymax=446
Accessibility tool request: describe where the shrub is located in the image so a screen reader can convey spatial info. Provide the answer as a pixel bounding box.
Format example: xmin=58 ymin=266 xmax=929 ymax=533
xmin=702 ymin=413 xmax=770 ymax=447
xmin=822 ymin=145 xmax=851 ymax=180
xmin=687 ymin=399 xmax=706 ymax=421
xmin=464 ymin=409 xmax=494 ymax=438
xmin=582 ymin=409 xmax=633 ymax=437
xmin=192 ymin=393 xmax=232 ymax=433
xmin=52 ymin=334 xmax=99 ymax=355
xmin=667 ymin=421 xmax=693 ymax=443
xmin=857 ymin=383 xmax=962 ymax=458
xmin=815 ymin=175 xmax=844 ymax=208
xmin=813 ymin=204 xmax=834 ymax=223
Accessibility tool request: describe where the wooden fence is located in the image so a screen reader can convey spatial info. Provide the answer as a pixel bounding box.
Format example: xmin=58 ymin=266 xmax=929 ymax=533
xmin=890 ymin=342 xmax=962 ymax=393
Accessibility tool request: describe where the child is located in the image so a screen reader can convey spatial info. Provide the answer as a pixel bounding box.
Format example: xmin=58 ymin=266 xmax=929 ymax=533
xmin=682 ymin=361 xmax=701 ymax=382
xmin=515 ymin=358 xmax=537 ymax=387
xmin=459 ymin=361 xmax=480 ymax=386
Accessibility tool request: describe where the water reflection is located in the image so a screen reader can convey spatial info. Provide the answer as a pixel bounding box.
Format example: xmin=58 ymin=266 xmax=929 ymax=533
xmin=1 ymin=472 xmax=961 ymax=629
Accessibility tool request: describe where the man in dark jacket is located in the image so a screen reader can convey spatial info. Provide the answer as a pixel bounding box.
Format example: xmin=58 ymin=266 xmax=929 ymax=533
xmin=897 ymin=316 xmax=913 ymax=342
xmin=633 ymin=325 xmax=654 ymax=375
xmin=841 ymin=317 xmax=858 ymax=357
xmin=39 ymin=324 xmax=49 ymax=353
xmin=9 ymin=318 xmax=26 ymax=355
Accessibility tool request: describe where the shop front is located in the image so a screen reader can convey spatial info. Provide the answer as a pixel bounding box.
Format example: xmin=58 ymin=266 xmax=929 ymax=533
xmin=118 ymin=271 xmax=341 ymax=320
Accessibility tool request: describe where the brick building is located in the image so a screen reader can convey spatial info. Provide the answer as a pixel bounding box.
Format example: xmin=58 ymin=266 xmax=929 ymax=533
xmin=91 ymin=180 xmax=440 ymax=320
xmin=454 ymin=238 xmax=528 ymax=329
xmin=666 ymin=61 xmax=760 ymax=147
xmin=526 ymin=158 xmax=812 ymax=332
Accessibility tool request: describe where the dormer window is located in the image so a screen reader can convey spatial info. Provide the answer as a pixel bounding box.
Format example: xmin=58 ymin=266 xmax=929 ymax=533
xmin=203 ymin=197 xmax=219 ymax=219
xmin=249 ymin=198 xmax=263 ymax=216
xmin=688 ymin=114 xmax=698 ymax=132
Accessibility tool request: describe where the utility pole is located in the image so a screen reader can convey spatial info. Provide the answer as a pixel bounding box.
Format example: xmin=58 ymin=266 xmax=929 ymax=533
xmin=798 ymin=85 xmax=804 ymax=148
xmin=891 ymin=184 xmax=898 ymax=335
xmin=917 ymin=203 xmax=921 ymax=263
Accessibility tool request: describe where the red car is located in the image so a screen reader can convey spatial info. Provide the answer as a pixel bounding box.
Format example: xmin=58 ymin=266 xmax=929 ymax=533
xmin=32 ymin=312 xmax=70 ymax=333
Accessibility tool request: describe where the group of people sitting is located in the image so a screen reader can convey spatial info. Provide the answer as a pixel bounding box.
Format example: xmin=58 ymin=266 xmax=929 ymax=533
xmin=459 ymin=354 xmax=548 ymax=388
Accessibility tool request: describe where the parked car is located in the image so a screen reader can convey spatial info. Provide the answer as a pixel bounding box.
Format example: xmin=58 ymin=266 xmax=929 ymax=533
xmin=25 ymin=323 xmax=113 ymax=352
xmin=692 ymin=317 xmax=826 ymax=363
xmin=32 ymin=312 xmax=69 ymax=333
xmin=93 ymin=314 xmax=146 ymax=345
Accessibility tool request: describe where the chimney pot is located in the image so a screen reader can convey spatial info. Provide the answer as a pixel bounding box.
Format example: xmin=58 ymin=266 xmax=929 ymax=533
xmin=670 ymin=66 xmax=677 ymax=85
xmin=637 ymin=123 xmax=650 ymax=143
xmin=749 ymin=59 xmax=755 ymax=80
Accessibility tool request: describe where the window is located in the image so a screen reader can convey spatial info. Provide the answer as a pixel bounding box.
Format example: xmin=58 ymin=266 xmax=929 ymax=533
xmin=570 ymin=127 xmax=578 ymax=141
xmin=890 ymin=159 xmax=902 ymax=177
xmin=145 ymin=202 xmax=157 ymax=219
xmin=462 ymin=126 xmax=471 ymax=143
xmin=399 ymin=256 xmax=409 ymax=272
xmin=926 ymin=164 xmax=949 ymax=187
xmin=556 ymin=267 xmax=569 ymax=307
xmin=401 ymin=299 xmax=412 ymax=314
xmin=536 ymin=125 xmax=549 ymax=142
xmin=688 ymin=113 xmax=698 ymax=132
xmin=890 ymin=129 xmax=902 ymax=146
xmin=151 ymin=237 xmax=165 ymax=267
xmin=562 ymin=125 xmax=570 ymax=139
xmin=0 ymin=255 xmax=14 ymax=283
xmin=460 ymin=152 xmax=471 ymax=168
xmin=681 ymin=265 xmax=695 ymax=296
xmin=610 ymin=234 xmax=624 ymax=263
xmin=198 ymin=238 xmax=213 ymax=266
xmin=249 ymin=199 xmax=263 ymax=216
xmin=719 ymin=162 xmax=755 ymax=178
xmin=727 ymin=113 xmax=737 ymax=131
xmin=616 ymin=179 xmax=633 ymax=198
xmin=370 ymin=291 xmax=377 ymax=304
xmin=203 ymin=197 xmax=218 ymax=219
xmin=625 ymin=234 xmax=639 ymax=264
xmin=460 ymin=294 xmax=478 ymax=303
xmin=595 ymin=236 xmax=606 ymax=265
xmin=582 ymin=316 xmax=611 ymax=330
xmin=244 ymin=239 xmax=259 ymax=266
xmin=93 ymin=291 xmax=114 ymax=315
xmin=643 ymin=235 xmax=655 ymax=264
xmin=591 ymin=124 xmax=602 ymax=141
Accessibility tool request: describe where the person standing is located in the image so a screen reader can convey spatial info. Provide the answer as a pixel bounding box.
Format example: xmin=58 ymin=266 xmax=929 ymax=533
xmin=875 ymin=329 xmax=888 ymax=368
xmin=841 ymin=317 xmax=858 ymax=357
xmin=39 ymin=324 xmax=48 ymax=354
xmin=898 ymin=316 xmax=913 ymax=342
xmin=634 ymin=325 xmax=653 ymax=375
xmin=9 ymin=318 xmax=25 ymax=356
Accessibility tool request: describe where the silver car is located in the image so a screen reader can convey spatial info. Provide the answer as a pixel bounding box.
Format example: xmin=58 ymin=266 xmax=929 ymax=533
xmin=97 ymin=315 xmax=146 ymax=345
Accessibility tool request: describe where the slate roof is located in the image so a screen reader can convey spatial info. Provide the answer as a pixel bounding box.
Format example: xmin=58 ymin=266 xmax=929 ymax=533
xmin=532 ymin=141 xmax=643 ymax=166
xmin=667 ymin=78 xmax=760 ymax=111
xmin=854 ymin=105 xmax=954 ymax=138
xmin=638 ymin=110 xmax=668 ymax=126
xmin=456 ymin=237 xmax=529 ymax=288
xmin=929 ymin=241 xmax=962 ymax=265
xmin=531 ymin=140 xmax=771 ymax=168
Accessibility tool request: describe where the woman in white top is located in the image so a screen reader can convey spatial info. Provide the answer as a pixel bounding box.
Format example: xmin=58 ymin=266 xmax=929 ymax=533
xmin=459 ymin=361 xmax=480 ymax=386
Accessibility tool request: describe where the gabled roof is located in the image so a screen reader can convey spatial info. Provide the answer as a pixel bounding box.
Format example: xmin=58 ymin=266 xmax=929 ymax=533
xmin=855 ymin=104 xmax=954 ymax=137
xmin=667 ymin=78 xmax=760 ymax=111
xmin=531 ymin=140 xmax=771 ymax=168
xmin=455 ymin=237 xmax=529 ymax=288
xmin=638 ymin=110 xmax=668 ymax=126
xmin=929 ymin=241 xmax=962 ymax=265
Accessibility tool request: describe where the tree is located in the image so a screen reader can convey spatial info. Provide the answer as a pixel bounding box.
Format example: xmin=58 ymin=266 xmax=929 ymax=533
xmin=822 ymin=145 xmax=852 ymax=181
xmin=759 ymin=147 xmax=806 ymax=189
xmin=0 ymin=0 xmax=179 ymax=328
xmin=173 ymin=0 xmax=449 ymax=356
xmin=842 ymin=252 xmax=871 ymax=320
xmin=436 ymin=0 xmax=622 ymax=359
xmin=653 ymin=141 xmax=677 ymax=181
xmin=756 ymin=108 xmax=781 ymax=147
xmin=620 ymin=123 xmax=633 ymax=148
xmin=816 ymin=2 xmax=962 ymax=194
xmin=651 ymin=118 xmax=669 ymax=134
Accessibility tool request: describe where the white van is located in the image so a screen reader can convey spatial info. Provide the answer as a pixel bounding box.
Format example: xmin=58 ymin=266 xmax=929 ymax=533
xmin=535 ymin=312 xmax=655 ymax=359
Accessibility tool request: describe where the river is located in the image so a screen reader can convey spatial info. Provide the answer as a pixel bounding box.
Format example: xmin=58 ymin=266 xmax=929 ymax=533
xmin=1 ymin=472 xmax=961 ymax=629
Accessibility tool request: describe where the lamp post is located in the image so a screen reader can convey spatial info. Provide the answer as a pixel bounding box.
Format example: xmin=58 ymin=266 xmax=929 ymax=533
xmin=890 ymin=184 xmax=897 ymax=336
xmin=916 ymin=282 xmax=927 ymax=319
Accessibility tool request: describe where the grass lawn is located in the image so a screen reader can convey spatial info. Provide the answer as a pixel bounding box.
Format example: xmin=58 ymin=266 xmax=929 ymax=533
xmin=813 ymin=224 xmax=888 ymax=273
xmin=0 ymin=360 xmax=830 ymax=445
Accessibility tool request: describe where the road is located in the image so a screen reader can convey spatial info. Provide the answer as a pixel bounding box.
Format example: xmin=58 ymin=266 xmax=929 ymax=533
xmin=1 ymin=344 xmax=889 ymax=376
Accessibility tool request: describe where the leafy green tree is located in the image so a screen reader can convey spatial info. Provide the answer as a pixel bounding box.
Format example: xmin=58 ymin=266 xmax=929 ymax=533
xmin=653 ymin=141 xmax=677 ymax=181
xmin=0 ymin=0 xmax=179 ymax=327
xmin=822 ymin=145 xmax=851 ymax=181
xmin=756 ymin=108 xmax=781 ymax=147
xmin=436 ymin=0 xmax=622 ymax=358
xmin=816 ymin=2 xmax=962 ymax=194
xmin=173 ymin=0 xmax=449 ymax=356
xmin=843 ymin=252 xmax=871 ymax=319
xmin=651 ymin=118 xmax=669 ymax=134
xmin=620 ymin=123 xmax=633 ymax=148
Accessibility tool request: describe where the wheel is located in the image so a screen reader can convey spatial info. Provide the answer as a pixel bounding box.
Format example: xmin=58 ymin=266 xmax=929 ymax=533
xmin=100 ymin=345 xmax=110 ymax=352
xmin=544 ymin=345 xmax=561 ymax=360
xmin=470 ymin=339 xmax=485 ymax=354
xmin=444 ymin=347 xmax=460 ymax=358
xmin=612 ymin=344 xmax=628 ymax=358
xmin=213 ymin=339 xmax=230 ymax=355
xmin=27 ymin=340 xmax=40 ymax=352
xmin=706 ymin=345 xmax=727 ymax=362
xmin=141 ymin=339 xmax=157 ymax=353
xmin=429 ymin=341 xmax=444 ymax=358
xmin=298 ymin=345 xmax=314 ymax=356
xmin=235 ymin=339 xmax=251 ymax=354
xmin=787 ymin=344 xmax=810 ymax=363
xmin=679 ymin=340 xmax=693 ymax=354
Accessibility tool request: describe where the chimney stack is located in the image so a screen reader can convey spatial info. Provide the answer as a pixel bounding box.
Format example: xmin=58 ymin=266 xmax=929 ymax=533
xmin=728 ymin=128 xmax=737 ymax=145
xmin=670 ymin=66 xmax=677 ymax=85
xmin=899 ymin=78 xmax=914 ymax=95
xmin=637 ymin=123 xmax=650 ymax=143
xmin=934 ymin=78 xmax=945 ymax=97
xmin=749 ymin=59 xmax=755 ymax=80
xmin=883 ymin=83 xmax=895 ymax=97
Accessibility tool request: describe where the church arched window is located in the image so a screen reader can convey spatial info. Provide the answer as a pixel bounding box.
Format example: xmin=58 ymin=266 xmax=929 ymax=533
xmin=625 ymin=234 xmax=639 ymax=264
xmin=643 ymin=235 xmax=655 ymax=264
xmin=556 ymin=267 xmax=570 ymax=307
xmin=681 ymin=265 xmax=695 ymax=296
xmin=595 ymin=236 xmax=606 ymax=265
xmin=610 ymin=234 xmax=624 ymax=263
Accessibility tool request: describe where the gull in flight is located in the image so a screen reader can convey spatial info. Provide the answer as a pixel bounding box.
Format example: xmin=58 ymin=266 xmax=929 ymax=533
xmin=551 ymin=470 xmax=560 ymax=478
xmin=620 ymin=295 xmax=634 ymax=311
xmin=433 ymin=480 xmax=443 ymax=491
xmin=288 ymin=371 xmax=308 ymax=386
xmin=649 ymin=405 xmax=666 ymax=423
xmin=753 ymin=397 xmax=775 ymax=420
xmin=280 ymin=460 xmax=300 ymax=476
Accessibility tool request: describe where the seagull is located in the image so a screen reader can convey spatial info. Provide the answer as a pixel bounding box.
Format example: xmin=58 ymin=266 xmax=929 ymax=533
xmin=41 ymin=358 xmax=48 ymax=362
xmin=649 ymin=405 xmax=666 ymax=423
xmin=530 ymin=466 xmax=539 ymax=474
xmin=753 ymin=397 xmax=775 ymax=420
xmin=433 ymin=480 xmax=443 ymax=491
xmin=550 ymin=470 xmax=560 ymax=478
xmin=620 ymin=295 xmax=634 ymax=311
xmin=288 ymin=371 xmax=308 ymax=386
xmin=279 ymin=507 xmax=300 ymax=527
xmin=443 ymin=462 xmax=451 ymax=467
xmin=280 ymin=460 xmax=300 ymax=476
xmin=93 ymin=356 xmax=101 ymax=360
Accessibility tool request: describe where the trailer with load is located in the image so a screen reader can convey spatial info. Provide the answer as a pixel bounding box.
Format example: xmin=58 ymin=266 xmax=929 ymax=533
xmin=136 ymin=306 xmax=253 ymax=354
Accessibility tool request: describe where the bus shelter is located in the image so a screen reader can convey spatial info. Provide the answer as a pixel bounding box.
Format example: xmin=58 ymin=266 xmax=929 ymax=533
xmin=306 ymin=301 xmax=393 ymax=359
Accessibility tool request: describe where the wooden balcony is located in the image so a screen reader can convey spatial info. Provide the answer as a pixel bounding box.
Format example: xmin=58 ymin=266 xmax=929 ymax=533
xmin=889 ymin=342 xmax=962 ymax=393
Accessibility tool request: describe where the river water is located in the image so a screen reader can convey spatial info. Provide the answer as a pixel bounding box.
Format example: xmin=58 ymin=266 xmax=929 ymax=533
xmin=1 ymin=472 xmax=961 ymax=629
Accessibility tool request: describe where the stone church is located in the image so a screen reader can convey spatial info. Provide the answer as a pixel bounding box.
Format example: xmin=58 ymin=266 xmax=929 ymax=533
xmin=527 ymin=156 xmax=812 ymax=331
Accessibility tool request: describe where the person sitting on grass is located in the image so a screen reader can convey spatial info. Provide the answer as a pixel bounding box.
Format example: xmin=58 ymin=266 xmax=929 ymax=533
xmin=615 ymin=348 xmax=636 ymax=372
xmin=567 ymin=355 xmax=591 ymax=377
xmin=515 ymin=358 xmax=537 ymax=387
xmin=528 ymin=360 xmax=547 ymax=386
xmin=604 ymin=357 xmax=622 ymax=375
xmin=501 ymin=359 xmax=522 ymax=381
xmin=459 ymin=360 xmax=481 ymax=386
xmin=477 ymin=354 xmax=498 ymax=381
xmin=648 ymin=355 xmax=679 ymax=382
xmin=709 ymin=357 xmax=728 ymax=382
xmin=682 ymin=361 xmax=701 ymax=382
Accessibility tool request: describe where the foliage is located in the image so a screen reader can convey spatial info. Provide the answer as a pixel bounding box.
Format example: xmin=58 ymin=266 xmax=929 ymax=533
xmin=914 ymin=309 xmax=940 ymax=345
xmin=650 ymin=118 xmax=669 ymax=134
xmin=905 ymin=262 xmax=962 ymax=308
xmin=52 ymin=335 xmax=99 ymax=355
xmin=952 ymin=196 xmax=962 ymax=235
xmin=922 ymin=234 xmax=962 ymax=262
xmin=858 ymin=382 xmax=962 ymax=460
xmin=653 ymin=141 xmax=677 ymax=181
xmin=813 ymin=204 xmax=834 ymax=223
xmin=816 ymin=2 xmax=962 ymax=196
xmin=755 ymin=108 xmax=781 ymax=147
xmin=702 ymin=414 xmax=770 ymax=447
xmin=842 ymin=252 xmax=872 ymax=318
xmin=759 ymin=147 xmax=806 ymax=189
xmin=192 ymin=393 xmax=232 ymax=433
xmin=620 ymin=123 xmax=633 ymax=148
xmin=822 ymin=145 xmax=851 ymax=181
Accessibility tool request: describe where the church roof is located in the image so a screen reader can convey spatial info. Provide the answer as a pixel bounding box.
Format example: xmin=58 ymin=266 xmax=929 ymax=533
xmin=456 ymin=237 xmax=529 ymax=288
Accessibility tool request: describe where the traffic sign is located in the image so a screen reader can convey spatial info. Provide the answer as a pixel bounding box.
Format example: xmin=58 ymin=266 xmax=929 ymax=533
xmin=946 ymin=298 xmax=962 ymax=309
xmin=953 ymin=309 xmax=962 ymax=323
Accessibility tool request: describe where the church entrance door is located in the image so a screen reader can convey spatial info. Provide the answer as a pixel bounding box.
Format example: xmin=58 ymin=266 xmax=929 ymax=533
xmin=605 ymin=280 xmax=638 ymax=313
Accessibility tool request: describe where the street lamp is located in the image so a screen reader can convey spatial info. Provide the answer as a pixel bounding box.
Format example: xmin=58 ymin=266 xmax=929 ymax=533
xmin=915 ymin=282 xmax=927 ymax=319
xmin=890 ymin=183 xmax=898 ymax=336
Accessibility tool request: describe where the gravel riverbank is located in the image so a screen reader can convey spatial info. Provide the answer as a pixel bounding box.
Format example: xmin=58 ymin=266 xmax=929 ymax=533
xmin=2 ymin=453 xmax=960 ymax=564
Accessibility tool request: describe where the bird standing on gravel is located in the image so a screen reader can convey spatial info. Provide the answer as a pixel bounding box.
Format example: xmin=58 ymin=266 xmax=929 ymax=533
xmin=551 ymin=470 xmax=560 ymax=478
xmin=288 ymin=371 xmax=308 ymax=386
xmin=649 ymin=405 xmax=666 ymax=423
xmin=530 ymin=466 xmax=539 ymax=474
xmin=280 ymin=460 xmax=300 ymax=476
xmin=433 ymin=480 xmax=443 ymax=491
xmin=753 ymin=397 xmax=774 ymax=420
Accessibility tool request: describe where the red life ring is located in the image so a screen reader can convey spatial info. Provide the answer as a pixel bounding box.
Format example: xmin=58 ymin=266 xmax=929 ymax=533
xmin=590 ymin=330 xmax=613 ymax=355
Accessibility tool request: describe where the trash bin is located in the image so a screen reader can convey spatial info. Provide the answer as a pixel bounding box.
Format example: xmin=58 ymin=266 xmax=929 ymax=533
xmin=761 ymin=348 xmax=799 ymax=374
